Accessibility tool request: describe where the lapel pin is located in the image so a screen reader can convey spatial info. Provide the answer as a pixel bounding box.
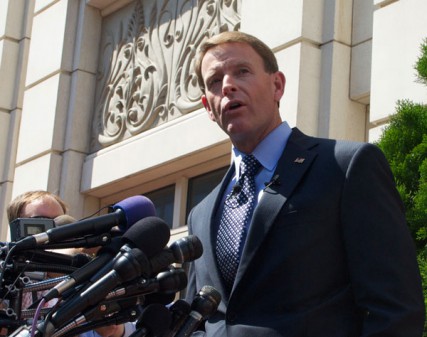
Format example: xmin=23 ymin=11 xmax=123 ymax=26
xmin=294 ymin=157 xmax=305 ymax=164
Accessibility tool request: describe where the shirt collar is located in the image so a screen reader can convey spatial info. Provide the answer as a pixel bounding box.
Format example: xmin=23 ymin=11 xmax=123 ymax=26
xmin=232 ymin=121 xmax=292 ymax=177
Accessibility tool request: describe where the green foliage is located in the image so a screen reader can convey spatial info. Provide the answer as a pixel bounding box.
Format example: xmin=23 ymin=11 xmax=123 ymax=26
xmin=376 ymin=38 xmax=427 ymax=336
xmin=416 ymin=39 xmax=427 ymax=85
xmin=376 ymin=101 xmax=427 ymax=251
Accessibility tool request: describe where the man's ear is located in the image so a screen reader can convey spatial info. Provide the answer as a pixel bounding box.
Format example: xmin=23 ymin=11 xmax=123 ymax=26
xmin=202 ymin=96 xmax=216 ymax=121
xmin=201 ymin=95 xmax=209 ymax=110
xmin=273 ymin=71 xmax=286 ymax=102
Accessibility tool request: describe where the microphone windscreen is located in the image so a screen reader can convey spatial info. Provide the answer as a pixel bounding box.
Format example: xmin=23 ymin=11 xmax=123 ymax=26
xmin=113 ymin=195 xmax=156 ymax=231
xmin=54 ymin=214 xmax=77 ymax=226
xmin=122 ymin=216 xmax=170 ymax=257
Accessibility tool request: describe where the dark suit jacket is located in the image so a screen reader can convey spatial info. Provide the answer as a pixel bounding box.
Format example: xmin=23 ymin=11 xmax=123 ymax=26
xmin=186 ymin=128 xmax=425 ymax=337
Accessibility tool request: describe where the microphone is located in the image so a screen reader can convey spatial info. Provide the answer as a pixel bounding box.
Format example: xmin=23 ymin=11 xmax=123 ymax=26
xmin=42 ymin=237 xmax=123 ymax=302
xmin=81 ymin=216 xmax=172 ymax=291
xmin=147 ymin=235 xmax=203 ymax=277
xmin=174 ymin=286 xmax=221 ymax=337
xmin=15 ymin=249 xmax=92 ymax=268
xmin=129 ymin=303 xmax=172 ymax=337
xmin=45 ymin=248 xmax=148 ymax=335
xmin=163 ymin=299 xmax=191 ymax=337
xmin=27 ymin=214 xmax=113 ymax=250
xmin=105 ymin=267 xmax=187 ymax=300
xmin=231 ymin=184 xmax=241 ymax=194
xmin=14 ymin=195 xmax=155 ymax=250
xmin=264 ymin=174 xmax=280 ymax=190
xmin=44 ymin=217 xmax=170 ymax=332
xmin=35 ymin=233 xmax=115 ymax=250
xmin=44 ymin=216 xmax=170 ymax=302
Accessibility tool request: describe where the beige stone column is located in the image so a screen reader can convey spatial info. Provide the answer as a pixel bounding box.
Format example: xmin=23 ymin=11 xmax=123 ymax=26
xmin=12 ymin=0 xmax=101 ymax=221
xmin=0 ymin=0 xmax=34 ymax=240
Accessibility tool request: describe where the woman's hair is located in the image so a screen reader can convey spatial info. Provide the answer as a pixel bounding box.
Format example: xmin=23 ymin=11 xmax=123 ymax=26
xmin=194 ymin=31 xmax=279 ymax=92
xmin=7 ymin=190 xmax=68 ymax=222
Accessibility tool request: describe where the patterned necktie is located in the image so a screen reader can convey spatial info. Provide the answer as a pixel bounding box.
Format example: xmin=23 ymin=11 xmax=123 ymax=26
xmin=216 ymin=154 xmax=261 ymax=292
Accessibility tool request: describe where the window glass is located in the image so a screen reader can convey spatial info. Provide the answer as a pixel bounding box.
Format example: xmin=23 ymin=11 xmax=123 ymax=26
xmin=186 ymin=167 xmax=228 ymax=219
xmin=145 ymin=185 xmax=175 ymax=228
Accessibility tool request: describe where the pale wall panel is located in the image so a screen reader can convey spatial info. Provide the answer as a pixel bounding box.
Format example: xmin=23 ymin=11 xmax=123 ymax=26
xmin=12 ymin=152 xmax=62 ymax=197
xmin=352 ymin=0 xmax=374 ymax=45
xmin=350 ymin=40 xmax=372 ymax=103
xmin=241 ymin=0 xmax=324 ymax=48
xmin=17 ymin=74 xmax=70 ymax=162
xmin=25 ymin=0 xmax=68 ymax=86
xmin=370 ymin=0 xmax=427 ymax=122
xmin=0 ymin=39 xmax=19 ymax=110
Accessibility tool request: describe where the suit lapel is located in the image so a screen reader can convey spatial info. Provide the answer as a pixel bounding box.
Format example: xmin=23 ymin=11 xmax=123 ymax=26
xmin=202 ymin=165 xmax=236 ymax=297
xmin=235 ymin=128 xmax=319 ymax=288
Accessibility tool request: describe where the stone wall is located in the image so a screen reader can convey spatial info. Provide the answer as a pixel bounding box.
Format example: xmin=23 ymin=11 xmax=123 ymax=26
xmin=0 ymin=0 xmax=426 ymax=241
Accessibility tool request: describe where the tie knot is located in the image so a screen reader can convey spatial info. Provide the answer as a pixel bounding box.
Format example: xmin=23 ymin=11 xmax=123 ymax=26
xmin=240 ymin=155 xmax=261 ymax=177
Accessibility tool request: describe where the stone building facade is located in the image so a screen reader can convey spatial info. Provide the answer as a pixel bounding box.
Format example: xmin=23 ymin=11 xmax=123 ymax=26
xmin=0 ymin=0 xmax=426 ymax=242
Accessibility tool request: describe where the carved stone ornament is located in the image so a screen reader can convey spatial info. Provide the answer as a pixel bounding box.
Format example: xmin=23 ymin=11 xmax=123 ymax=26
xmin=93 ymin=0 xmax=241 ymax=150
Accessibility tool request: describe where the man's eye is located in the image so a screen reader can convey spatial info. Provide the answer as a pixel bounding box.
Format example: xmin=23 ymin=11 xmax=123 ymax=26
xmin=207 ymin=78 xmax=221 ymax=88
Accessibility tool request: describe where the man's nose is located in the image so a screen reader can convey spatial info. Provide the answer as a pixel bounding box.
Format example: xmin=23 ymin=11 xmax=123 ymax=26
xmin=222 ymin=75 xmax=237 ymax=95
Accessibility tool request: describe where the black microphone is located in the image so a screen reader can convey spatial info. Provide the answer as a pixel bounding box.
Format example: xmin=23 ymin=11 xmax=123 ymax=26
xmin=174 ymin=286 xmax=221 ymax=337
xmin=14 ymin=195 xmax=155 ymax=250
xmin=231 ymin=184 xmax=242 ymax=194
xmin=129 ymin=303 xmax=172 ymax=337
xmin=148 ymin=235 xmax=203 ymax=277
xmin=163 ymin=299 xmax=191 ymax=337
xmin=79 ymin=217 xmax=172 ymax=293
xmin=47 ymin=214 xmax=116 ymax=249
xmin=41 ymin=218 xmax=171 ymax=334
xmin=15 ymin=249 xmax=92 ymax=268
xmin=264 ymin=174 xmax=280 ymax=190
xmin=45 ymin=217 xmax=170 ymax=302
xmin=105 ymin=267 xmax=187 ymax=300
xmin=42 ymin=236 xmax=124 ymax=302
xmin=38 ymin=232 xmax=116 ymax=250
xmin=44 ymin=248 xmax=148 ymax=335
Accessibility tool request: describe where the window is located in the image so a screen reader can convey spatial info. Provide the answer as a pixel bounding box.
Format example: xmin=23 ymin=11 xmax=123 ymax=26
xmin=186 ymin=167 xmax=228 ymax=219
xmin=145 ymin=185 xmax=175 ymax=228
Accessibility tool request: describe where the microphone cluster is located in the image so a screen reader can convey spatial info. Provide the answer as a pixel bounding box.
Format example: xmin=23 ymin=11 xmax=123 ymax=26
xmin=0 ymin=195 xmax=220 ymax=337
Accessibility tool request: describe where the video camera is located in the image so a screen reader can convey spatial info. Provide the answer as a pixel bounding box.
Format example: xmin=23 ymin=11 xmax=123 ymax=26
xmin=9 ymin=218 xmax=56 ymax=242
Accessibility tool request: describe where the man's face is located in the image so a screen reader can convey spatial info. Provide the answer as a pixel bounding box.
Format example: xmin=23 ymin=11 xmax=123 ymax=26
xmin=200 ymin=42 xmax=285 ymax=152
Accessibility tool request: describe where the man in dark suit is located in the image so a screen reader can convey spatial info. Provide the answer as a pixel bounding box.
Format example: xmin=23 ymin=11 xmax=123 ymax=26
xmin=185 ymin=31 xmax=425 ymax=336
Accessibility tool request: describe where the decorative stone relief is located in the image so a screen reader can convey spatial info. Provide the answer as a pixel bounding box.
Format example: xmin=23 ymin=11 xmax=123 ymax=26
xmin=92 ymin=0 xmax=241 ymax=150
